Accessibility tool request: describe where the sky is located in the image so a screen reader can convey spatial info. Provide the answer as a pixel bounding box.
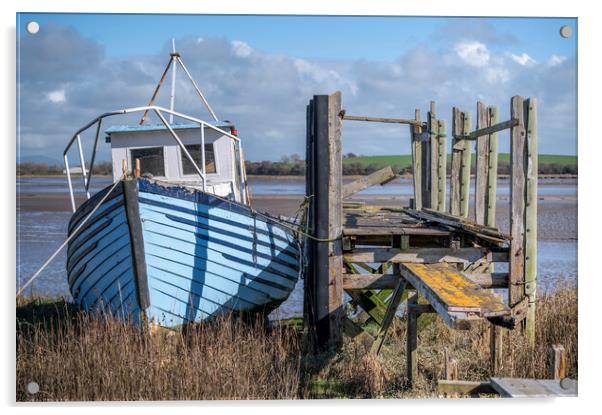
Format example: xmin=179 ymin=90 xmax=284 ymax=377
xmin=16 ymin=13 xmax=577 ymax=163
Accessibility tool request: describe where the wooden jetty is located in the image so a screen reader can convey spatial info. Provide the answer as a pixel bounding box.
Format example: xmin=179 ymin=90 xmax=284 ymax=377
xmin=303 ymin=91 xmax=538 ymax=388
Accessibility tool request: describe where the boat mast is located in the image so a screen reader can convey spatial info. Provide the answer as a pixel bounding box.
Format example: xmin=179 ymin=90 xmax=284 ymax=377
xmin=138 ymin=42 xmax=219 ymax=125
xmin=169 ymin=39 xmax=176 ymax=124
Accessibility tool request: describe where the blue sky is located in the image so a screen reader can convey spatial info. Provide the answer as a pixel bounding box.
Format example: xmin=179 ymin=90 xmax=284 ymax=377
xmin=17 ymin=13 xmax=577 ymax=163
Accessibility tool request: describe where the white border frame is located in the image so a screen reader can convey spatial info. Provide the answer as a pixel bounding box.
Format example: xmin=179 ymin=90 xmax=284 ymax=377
xmin=5 ymin=2 xmax=600 ymax=414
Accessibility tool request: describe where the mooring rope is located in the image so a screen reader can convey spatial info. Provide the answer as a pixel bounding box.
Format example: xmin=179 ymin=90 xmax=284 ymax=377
xmin=16 ymin=174 xmax=126 ymax=298
xmin=249 ymin=201 xmax=341 ymax=243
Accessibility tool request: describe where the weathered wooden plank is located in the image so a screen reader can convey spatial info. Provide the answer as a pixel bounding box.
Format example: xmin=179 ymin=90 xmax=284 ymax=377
xmin=346 ymin=289 xmax=387 ymax=326
xmin=463 ymin=272 xmax=509 ymax=289
xmin=371 ymin=265 xmax=407 ymax=355
xmin=411 ymin=109 xmax=423 ymax=210
xmin=489 ymin=377 xmax=577 ymax=398
xmin=342 ymin=166 xmax=396 ymax=199
xmin=407 ymin=208 xmax=511 ymax=241
xmin=437 ymin=380 xmax=497 ymax=396
xmin=437 ymin=119 xmax=447 ymax=212
xmin=344 ymin=263 xmax=389 ymax=326
xmin=486 ymin=106 xmax=499 ymax=228
xmin=327 ymin=91 xmax=344 ymax=344
xmin=475 ymin=101 xmax=489 ymax=225
xmin=343 ymin=273 xmax=400 ymax=290
xmin=429 ymin=101 xmax=439 ymax=209
xmin=421 ymin=109 xmax=431 ymax=209
xmin=450 ymin=107 xmax=463 ymax=215
xmin=306 ymin=92 xmax=344 ymax=348
xmin=342 ymin=114 xmax=422 ymax=126
xmin=524 ymin=98 xmax=538 ymax=344
xmin=460 ymin=111 xmax=472 ymax=218
xmin=399 ymin=263 xmax=510 ymax=318
xmin=408 ymin=303 xmax=435 ymax=313
xmin=406 ymin=292 xmax=418 ymax=386
xmin=445 ymin=349 xmax=459 ymax=381
xmin=418 ymin=207 xmax=501 ymax=232
xmin=549 ymin=344 xmax=566 ymax=380
xmin=342 ymin=226 xmax=449 ymax=237
xmin=509 ymin=96 xmax=526 ymax=306
xmin=463 ymin=118 xmax=519 ymax=140
xmin=490 ymin=324 xmax=504 ymax=375
xmin=344 ymin=247 xmax=504 ymax=264
xmin=343 ymin=272 xmax=508 ymax=290
xmin=303 ymin=99 xmax=315 ymax=332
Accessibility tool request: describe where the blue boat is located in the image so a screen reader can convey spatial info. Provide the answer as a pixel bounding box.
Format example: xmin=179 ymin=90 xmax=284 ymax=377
xmin=63 ymin=48 xmax=301 ymax=327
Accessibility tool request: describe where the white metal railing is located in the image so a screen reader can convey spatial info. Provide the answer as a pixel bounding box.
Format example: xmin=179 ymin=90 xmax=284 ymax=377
xmin=63 ymin=105 xmax=248 ymax=212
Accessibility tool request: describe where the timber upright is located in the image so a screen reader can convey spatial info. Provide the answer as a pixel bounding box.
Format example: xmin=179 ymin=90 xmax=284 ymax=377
xmin=303 ymin=91 xmax=538 ymax=386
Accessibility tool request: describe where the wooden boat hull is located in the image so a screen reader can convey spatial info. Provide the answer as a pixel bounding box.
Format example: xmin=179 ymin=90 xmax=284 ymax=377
xmin=66 ymin=178 xmax=301 ymax=327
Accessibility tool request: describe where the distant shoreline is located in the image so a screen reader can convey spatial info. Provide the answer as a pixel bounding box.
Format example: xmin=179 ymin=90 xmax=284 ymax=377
xmin=17 ymin=173 xmax=578 ymax=180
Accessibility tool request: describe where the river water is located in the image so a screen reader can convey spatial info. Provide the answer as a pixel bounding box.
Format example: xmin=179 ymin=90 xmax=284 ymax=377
xmin=16 ymin=177 xmax=577 ymax=319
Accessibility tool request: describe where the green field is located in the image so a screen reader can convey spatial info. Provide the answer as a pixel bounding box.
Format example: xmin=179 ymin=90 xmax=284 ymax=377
xmin=343 ymin=154 xmax=577 ymax=170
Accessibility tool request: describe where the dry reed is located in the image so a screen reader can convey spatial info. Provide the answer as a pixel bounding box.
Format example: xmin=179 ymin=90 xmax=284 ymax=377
xmin=16 ymin=283 xmax=577 ymax=401
xmin=17 ymin=303 xmax=300 ymax=401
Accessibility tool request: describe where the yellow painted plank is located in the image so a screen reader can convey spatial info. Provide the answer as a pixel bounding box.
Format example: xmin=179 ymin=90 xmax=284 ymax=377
xmin=403 ymin=263 xmax=508 ymax=314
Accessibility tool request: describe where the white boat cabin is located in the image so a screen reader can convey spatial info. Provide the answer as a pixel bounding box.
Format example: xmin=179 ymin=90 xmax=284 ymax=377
xmin=105 ymin=122 xmax=244 ymax=202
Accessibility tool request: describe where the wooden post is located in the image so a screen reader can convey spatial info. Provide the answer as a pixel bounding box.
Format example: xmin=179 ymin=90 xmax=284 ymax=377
xmin=121 ymin=159 xmax=127 ymax=175
xmin=428 ymin=101 xmax=438 ymax=209
xmin=460 ymin=111 xmax=472 ymax=218
xmin=444 ymin=348 xmax=458 ymax=380
xmin=304 ymin=92 xmax=344 ymax=348
xmin=486 ymin=106 xmax=499 ymax=228
xmin=406 ymin=292 xmax=418 ymax=386
xmin=437 ymin=119 xmax=447 ymax=212
xmin=135 ymin=158 xmax=141 ymax=177
xmin=509 ymin=96 xmax=526 ymax=308
xmin=370 ymin=264 xmax=406 ymax=355
xmin=549 ymin=344 xmax=566 ymax=380
xmin=411 ymin=109 xmax=422 ymax=210
xmin=475 ymin=102 xmax=489 ymax=225
xmin=450 ymin=107 xmax=462 ymax=216
xmin=303 ymin=99 xmax=315 ymax=339
xmin=490 ymin=324 xmax=503 ymax=375
xmin=524 ymin=98 xmax=538 ymax=345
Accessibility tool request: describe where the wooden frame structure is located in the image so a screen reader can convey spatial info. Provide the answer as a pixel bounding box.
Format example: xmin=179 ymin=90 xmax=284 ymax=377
xmin=304 ymin=91 xmax=538 ymax=386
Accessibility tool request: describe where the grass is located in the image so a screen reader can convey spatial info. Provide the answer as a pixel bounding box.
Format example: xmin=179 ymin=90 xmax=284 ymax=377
xmin=16 ymin=283 xmax=577 ymax=401
xmin=343 ymin=154 xmax=578 ymax=170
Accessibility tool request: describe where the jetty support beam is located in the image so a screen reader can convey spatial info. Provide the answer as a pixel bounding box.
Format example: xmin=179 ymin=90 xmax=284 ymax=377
xmin=304 ymin=92 xmax=344 ymax=349
xmin=342 ymin=166 xmax=395 ymax=199
xmin=508 ymin=96 xmax=538 ymax=345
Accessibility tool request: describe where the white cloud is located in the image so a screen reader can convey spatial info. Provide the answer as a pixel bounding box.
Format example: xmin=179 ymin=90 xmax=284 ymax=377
xmin=18 ymin=26 xmax=577 ymax=161
xmin=294 ymin=58 xmax=339 ymax=83
xmin=46 ymin=89 xmax=66 ymax=103
xmin=231 ymin=40 xmax=252 ymax=58
xmin=511 ymin=53 xmax=537 ymax=66
xmin=548 ymin=54 xmax=567 ymax=67
xmin=454 ymin=41 xmax=490 ymax=67
xmin=485 ymin=67 xmax=510 ymax=83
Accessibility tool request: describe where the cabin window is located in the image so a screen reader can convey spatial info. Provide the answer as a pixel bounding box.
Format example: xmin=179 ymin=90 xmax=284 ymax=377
xmin=130 ymin=147 xmax=165 ymax=177
xmin=181 ymin=144 xmax=217 ymax=175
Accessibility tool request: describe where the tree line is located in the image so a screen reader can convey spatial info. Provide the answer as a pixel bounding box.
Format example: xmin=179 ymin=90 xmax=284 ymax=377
xmin=17 ymin=157 xmax=576 ymax=177
xmin=17 ymin=162 xmax=113 ymax=176
xmin=245 ymin=154 xmax=577 ymax=176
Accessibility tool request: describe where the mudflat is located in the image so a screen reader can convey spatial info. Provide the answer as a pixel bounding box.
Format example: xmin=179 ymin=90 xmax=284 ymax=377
xmin=18 ymin=191 xmax=575 ymax=241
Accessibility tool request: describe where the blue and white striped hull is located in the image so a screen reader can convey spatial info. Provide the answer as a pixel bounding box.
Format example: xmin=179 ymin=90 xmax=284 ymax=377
xmin=66 ymin=178 xmax=301 ymax=328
